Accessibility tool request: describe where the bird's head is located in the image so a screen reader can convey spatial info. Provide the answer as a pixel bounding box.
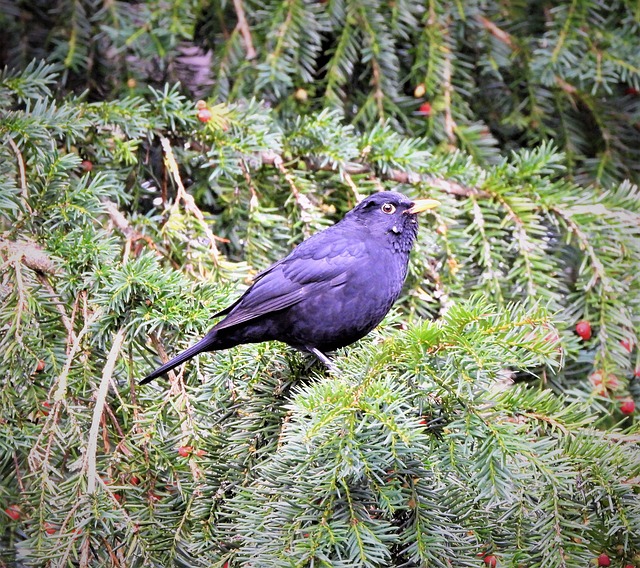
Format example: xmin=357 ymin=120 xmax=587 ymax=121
xmin=346 ymin=191 xmax=439 ymax=252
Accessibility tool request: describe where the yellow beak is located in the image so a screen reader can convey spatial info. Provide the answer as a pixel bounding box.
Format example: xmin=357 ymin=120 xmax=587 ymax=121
xmin=406 ymin=198 xmax=440 ymax=214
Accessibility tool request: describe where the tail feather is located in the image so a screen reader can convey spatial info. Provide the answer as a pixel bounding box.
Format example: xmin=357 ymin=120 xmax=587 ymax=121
xmin=141 ymin=333 xmax=218 ymax=385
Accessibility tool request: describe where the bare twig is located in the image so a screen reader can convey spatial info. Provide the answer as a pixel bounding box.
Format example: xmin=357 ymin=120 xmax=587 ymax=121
xmin=232 ymin=0 xmax=257 ymax=60
xmin=442 ymin=45 xmax=457 ymax=145
xmin=28 ymin=307 xmax=102 ymax=471
xmin=36 ymin=273 xmax=76 ymax=343
xmin=161 ymin=136 xmax=222 ymax=263
xmin=263 ymin=150 xmax=317 ymax=219
xmin=86 ymin=328 xmax=125 ymax=494
xmin=6 ymin=136 xmax=32 ymax=213
xmin=149 ymin=333 xmax=203 ymax=481
xmin=477 ymin=15 xmax=515 ymax=50
xmin=259 ymin=150 xmax=481 ymax=198
xmin=550 ymin=206 xmax=612 ymax=292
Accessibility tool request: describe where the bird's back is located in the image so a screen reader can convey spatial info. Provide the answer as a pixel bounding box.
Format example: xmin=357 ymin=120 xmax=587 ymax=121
xmin=214 ymin=218 xmax=411 ymax=352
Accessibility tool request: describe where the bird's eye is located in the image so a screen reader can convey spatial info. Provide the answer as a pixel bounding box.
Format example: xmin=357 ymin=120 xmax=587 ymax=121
xmin=381 ymin=203 xmax=396 ymax=214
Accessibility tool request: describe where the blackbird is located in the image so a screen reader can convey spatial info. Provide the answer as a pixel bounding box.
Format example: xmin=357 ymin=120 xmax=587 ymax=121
xmin=141 ymin=191 xmax=438 ymax=384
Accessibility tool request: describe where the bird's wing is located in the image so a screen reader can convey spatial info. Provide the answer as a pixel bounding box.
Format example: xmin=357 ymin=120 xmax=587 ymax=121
xmin=212 ymin=230 xmax=365 ymax=331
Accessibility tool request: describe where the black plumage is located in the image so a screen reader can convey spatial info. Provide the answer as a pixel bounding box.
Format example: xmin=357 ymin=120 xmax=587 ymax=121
xmin=141 ymin=191 xmax=438 ymax=384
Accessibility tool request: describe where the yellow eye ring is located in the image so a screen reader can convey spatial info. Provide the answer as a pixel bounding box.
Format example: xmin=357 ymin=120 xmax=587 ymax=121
xmin=381 ymin=203 xmax=396 ymax=214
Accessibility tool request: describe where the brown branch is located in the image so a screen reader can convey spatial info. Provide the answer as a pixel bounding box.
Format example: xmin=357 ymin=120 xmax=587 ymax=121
xmin=161 ymin=136 xmax=223 ymax=263
xmin=259 ymin=150 xmax=482 ymax=198
xmin=6 ymin=136 xmax=32 ymax=213
xmin=232 ymin=0 xmax=257 ymax=60
xmin=477 ymin=15 xmax=516 ymax=50
xmin=262 ymin=150 xmax=317 ymax=220
xmin=442 ymin=45 xmax=457 ymax=145
xmin=0 ymin=237 xmax=58 ymax=275
xmin=36 ymin=273 xmax=76 ymax=343
xmin=149 ymin=333 xmax=202 ymax=481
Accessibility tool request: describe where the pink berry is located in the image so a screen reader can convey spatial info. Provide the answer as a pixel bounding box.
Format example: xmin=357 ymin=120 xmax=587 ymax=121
xmin=418 ymin=102 xmax=432 ymax=116
xmin=575 ymin=320 xmax=592 ymax=340
xmin=620 ymin=399 xmax=636 ymax=415
xmin=597 ymin=553 xmax=611 ymax=567
xmin=5 ymin=505 xmax=20 ymax=521
xmin=197 ymin=108 xmax=212 ymax=123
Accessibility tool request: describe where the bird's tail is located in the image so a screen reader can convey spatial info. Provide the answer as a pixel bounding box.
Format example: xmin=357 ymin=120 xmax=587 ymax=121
xmin=140 ymin=332 xmax=219 ymax=385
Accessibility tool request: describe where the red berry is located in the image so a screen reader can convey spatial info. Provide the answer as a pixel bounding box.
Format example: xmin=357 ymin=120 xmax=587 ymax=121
xmin=620 ymin=399 xmax=636 ymax=415
xmin=197 ymin=109 xmax=212 ymax=123
xmin=44 ymin=522 xmax=57 ymax=535
xmin=36 ymin=359 xmax=46 ymax=373
xmin=575 ymin=320 xmax=592 ymax=340
xmin=626 ymin=87 xmax=639 ymax=96
xmin=178 ymin=445 xmax=192 ymax=457
xmin=483 ymin=555 xmax=497 ymax=567
xmin=5 ymin=505 xmax=20 ymax=521
xmin=418 ymin=102 xmax=432 ymax=116
xmin=621 ymin=337 xmax=634 ymax=353
xmin=194 ymin=449 xmax=206 ymax=457
xmin=130 ymin=475 xmax=140 ymax=486
xmin=635 ymin=367 xmax=640 ymax=378
xmin=624 ymin=564 xmax=634 ymax=568
xmin=81 ymin=160 xmax=93 ymax=172
xmin=597 ymin=554 xmax=611 ymax=567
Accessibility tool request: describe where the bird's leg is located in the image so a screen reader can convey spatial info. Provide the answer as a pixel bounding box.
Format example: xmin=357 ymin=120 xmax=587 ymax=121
xmin=307 ymin=347 xmax=336 ymax=370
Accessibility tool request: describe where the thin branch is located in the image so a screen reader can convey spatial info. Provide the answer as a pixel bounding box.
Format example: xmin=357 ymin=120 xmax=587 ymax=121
xmin=232 ymin=0 xmax=257 ymax=60
xmin=149 ymin=333 xmax=203 ymax=481
xmin=263 ymin=150 xmax=317 ymax=219
xmin=550 ymin=206 xmax=612 ymax=292
xmin=86 ymin=328 xmax=126 ymax=494
xmin=442 ymin=44 xmax=457 ymax=145
xmin=36 ymin=273 xmax=76 ymax=343
xmin=6 ymin=136 xmax=33 ymax=213
xmin=161 ymin=136 xmax=222 ymax=263
xmin=259 ymin=150 xmax=481 ymax=198
xmin=477 ymin=15 xmax=515 ymax=50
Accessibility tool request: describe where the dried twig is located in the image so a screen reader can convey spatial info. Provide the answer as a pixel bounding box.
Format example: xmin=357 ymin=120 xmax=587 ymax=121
xmin=36 ymin=273 xmax=76 ymax=343
xmin=150 ymin=333 xmax=203 ymax=481
xmin=232 ymin=0 xmax=257 ymax=59
xmin=161 ymin=136 xmax=222 ymax=264
xmin=0 ymin=237 xmax=58 ymax=275
xmin=87 ymin=328 xmax=125 ymax=494
xmin=477 ymin=15 xmax=515 ymax=50
xmin=259 ymin=150 xmax=481 ymax=198
xmin=442 ymin=44 xmax=457 ymax=145
xmin=6 ymin=136 xmax=33 ymax=213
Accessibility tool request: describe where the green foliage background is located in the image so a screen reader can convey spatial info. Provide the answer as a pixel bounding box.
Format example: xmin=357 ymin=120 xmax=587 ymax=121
xmin=0 ymin=1 xmax=639 ymax=567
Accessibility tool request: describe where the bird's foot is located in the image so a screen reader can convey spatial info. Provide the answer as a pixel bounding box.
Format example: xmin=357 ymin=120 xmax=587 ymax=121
xmin=307 ymin=347 xmax=338 ymax=374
